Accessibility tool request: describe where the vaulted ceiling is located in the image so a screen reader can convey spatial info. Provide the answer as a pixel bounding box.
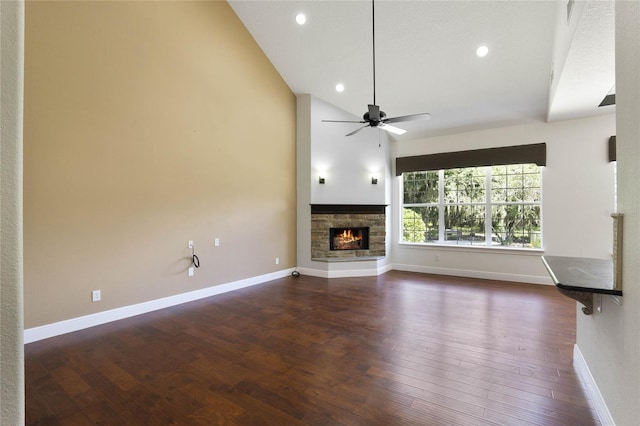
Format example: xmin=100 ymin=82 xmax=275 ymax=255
xmin=229 ymin=0 xmax=615 ymax=140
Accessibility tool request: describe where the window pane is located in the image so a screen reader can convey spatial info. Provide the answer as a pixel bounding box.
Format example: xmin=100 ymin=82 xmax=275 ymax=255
xmin=403 ymin=207 xmax=439 ymax=243
xmin=506 ymin=188 xmax=522 ymax=202
xmin=403 ymin=171 xmax=439 ymax=204
xmin=508 ymin=174 xmax=523 ymax=189
xmin=491 ymin=205 xmax=541 ymax=248
xmin=444 ymin=205 xmax=485 ymax=245
xmin=507 ymin=164 xmax=522 ymax=175
xmin=491 ymin=163 xmax=540 ymax=203
xmin=492 ymin=187 xmax=507 ymax=202
xmin=444 ymin=167 xmax=485 ymax=204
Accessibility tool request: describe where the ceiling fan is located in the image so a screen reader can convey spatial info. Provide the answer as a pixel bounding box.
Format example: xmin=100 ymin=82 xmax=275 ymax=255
xmin=322 ymin=0 xmax=431 ymax=137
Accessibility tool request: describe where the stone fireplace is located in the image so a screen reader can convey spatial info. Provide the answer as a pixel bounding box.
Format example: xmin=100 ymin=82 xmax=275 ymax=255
xmin=311 ymin=204 xmax=386 ymax=260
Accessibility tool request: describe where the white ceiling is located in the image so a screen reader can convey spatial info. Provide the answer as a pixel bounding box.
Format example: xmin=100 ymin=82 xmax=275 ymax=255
xmin=229 ymin=0 xmax=615 ymax=140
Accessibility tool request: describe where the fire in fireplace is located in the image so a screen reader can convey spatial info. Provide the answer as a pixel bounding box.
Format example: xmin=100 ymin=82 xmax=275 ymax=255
xmin=329 ymin=227 xmax=370 ymax=251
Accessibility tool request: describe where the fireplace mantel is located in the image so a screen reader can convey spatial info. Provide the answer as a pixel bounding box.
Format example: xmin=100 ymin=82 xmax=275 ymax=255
xmin=310 ymin=204 xmax=387 ymax=215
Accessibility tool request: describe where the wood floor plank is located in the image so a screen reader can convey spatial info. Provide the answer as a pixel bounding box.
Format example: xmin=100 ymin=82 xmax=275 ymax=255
xmin=26 ymin=271 xmax=600 ymax=425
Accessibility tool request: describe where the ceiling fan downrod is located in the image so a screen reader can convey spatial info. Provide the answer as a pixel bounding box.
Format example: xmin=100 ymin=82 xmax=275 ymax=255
xmin=320 ymin=0 xmax=431 ymax=137
xmin=372 ymin=0 xmax=376 ymax=107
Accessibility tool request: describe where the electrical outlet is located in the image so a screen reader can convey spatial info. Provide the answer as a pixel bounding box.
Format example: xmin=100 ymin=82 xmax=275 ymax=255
xmin=435 ymin=254 xmax=441 ymax=262
xmin=188 ymin=267 xmax=194 ymax=277
xmin=214 ymin=238 xmax=220 ymax=247
xmin=92 ymin=290 xmax=101 ymax=302
xmin=188 ymin=240 xmax=194 ymax=249
xmin=275 ymin=257 xmax=280 ymax=265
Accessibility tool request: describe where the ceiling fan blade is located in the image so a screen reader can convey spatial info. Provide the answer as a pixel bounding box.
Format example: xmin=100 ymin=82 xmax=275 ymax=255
xmin=346 ymin=125 xmax=370 ymax=137
xmin=368 ymin=104 xmax=380 ymax=121
xmin=322 ymin=119 xmax=366 ymax=123
xmin=383 ymin=112 xmax=431 ymax=124
xmin=378 ymin=123 xmax=406 ymax=135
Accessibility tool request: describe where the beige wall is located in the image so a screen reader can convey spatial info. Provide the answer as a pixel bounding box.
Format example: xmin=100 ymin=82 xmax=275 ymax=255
xmin=1 ymin=0 xmax=25 ymax=423
xmin=24 ymin=1 xmax=296 ymax=328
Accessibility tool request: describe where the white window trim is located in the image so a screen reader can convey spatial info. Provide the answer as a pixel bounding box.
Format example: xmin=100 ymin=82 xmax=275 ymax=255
xmin=397 ymin=241 xmax=544 ymax=255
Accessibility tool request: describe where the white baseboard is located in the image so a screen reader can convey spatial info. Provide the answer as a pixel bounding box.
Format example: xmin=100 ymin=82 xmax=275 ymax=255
xmin=392 ymin=263 xmax=553 ymax=285
xmin=24 ymin=268 xmax=295 ymax=344
xmin=574 ymin=344 xmax=616 ymax=426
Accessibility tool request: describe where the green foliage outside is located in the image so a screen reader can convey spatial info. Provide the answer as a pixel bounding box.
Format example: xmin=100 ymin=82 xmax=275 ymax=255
xmin=403 ymin=208 xmax=427 ymax=243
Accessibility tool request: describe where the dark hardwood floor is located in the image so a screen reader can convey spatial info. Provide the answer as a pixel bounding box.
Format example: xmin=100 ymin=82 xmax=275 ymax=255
xmin=25 ymin=271 xmax=601 ymax=425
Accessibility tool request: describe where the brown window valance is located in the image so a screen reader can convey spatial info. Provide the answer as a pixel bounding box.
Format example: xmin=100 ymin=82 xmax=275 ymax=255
xmin=395 ymin=143 xmax=546 ymax=176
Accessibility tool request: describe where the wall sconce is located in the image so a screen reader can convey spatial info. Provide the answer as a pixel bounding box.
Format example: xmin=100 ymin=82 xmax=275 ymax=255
xmin=371 ymin=176 xmax=378 ymax=185
xmin=319 ymin=176 xmax=325 ymax=184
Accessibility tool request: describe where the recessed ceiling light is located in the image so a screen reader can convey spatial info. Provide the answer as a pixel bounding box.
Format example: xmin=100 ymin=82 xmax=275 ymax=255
xmin=295 ymin=13 xmax=306 ymax=25
xmin=335 ymin=83 xmax=345 ymax=93
xmin=476 ymin=45 xmax=489 ymax=57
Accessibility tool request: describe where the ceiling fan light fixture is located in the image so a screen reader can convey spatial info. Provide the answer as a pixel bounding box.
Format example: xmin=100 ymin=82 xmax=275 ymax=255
xmin=378 ymin=123 xmax=407 ymax=135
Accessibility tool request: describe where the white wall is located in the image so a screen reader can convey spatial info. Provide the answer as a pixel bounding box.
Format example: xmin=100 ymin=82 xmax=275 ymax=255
xmin=391 ymin=114 xmax=616 ymax=284
xmin=575 ymin=2 xmax=640 ymax=424
xmin=309 ymin=97 xmax=389 ymax=205
xmin=296 ymin=95 xmax=392 ymax=276
xmin=0 ymin=0 xmax=25 ymax=423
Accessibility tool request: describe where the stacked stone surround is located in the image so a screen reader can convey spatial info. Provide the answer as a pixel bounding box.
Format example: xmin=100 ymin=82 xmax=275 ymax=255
xmin=311 ymin=205 xmax=386 ymax=260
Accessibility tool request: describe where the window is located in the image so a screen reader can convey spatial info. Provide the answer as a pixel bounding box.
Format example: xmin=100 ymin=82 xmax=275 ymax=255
xmin=402 ymin=164 xmax=542 ymax=248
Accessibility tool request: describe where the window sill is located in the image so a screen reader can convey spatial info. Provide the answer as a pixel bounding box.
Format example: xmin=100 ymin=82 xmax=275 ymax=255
xmin=397 ymin=242 xmax=544 ymax=256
